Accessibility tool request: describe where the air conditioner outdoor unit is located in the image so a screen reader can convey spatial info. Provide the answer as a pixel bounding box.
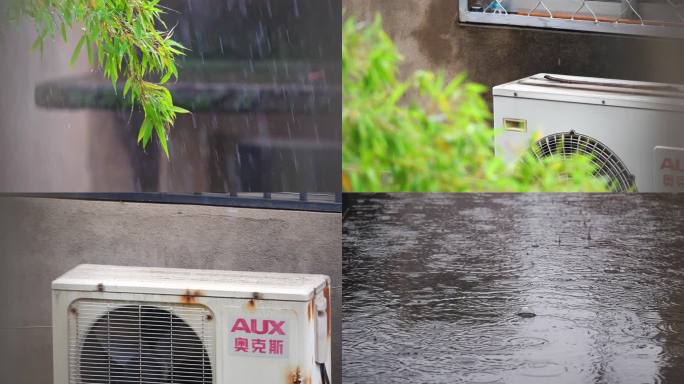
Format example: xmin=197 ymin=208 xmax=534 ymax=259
xmin=494 ymin=73 xmax=684 ymax=192
xmin=52 ymin=264 xmax=332 ymax=384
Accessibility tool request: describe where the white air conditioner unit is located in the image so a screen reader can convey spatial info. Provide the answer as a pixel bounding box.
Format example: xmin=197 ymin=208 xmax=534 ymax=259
xmin=494 ymin=73 xmax=684 ymax=192
xmin=52 ymin=264 xmax=332 ymax=384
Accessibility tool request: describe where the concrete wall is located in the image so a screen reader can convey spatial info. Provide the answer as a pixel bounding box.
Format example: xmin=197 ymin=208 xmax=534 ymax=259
xmin=345 ymin=0 xmax=684 ymax=102
xmin=0 ymin=197 xmax=342 ymax=383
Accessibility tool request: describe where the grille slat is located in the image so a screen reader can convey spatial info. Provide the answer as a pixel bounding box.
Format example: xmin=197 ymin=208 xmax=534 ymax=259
xmin=531 ymin=131 xmax=636 ymax=192
xmin=77 ymin=370 xmax=215 ymax=379
xmin=75 ymin=333 xmax=212 ymax=341
xmin=69 ymin=300 xmax=214 ymax=384
xmin=75 ymin=348 xmax=213 ymax=356
xmin=77 ymin=358 xmax=214 ymax=365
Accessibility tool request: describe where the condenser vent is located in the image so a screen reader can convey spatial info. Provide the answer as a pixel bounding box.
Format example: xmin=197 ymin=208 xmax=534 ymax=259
xmin=531 ymin=131 xmax=636 ymax=192
xmin=69 ymin=300 xmax=214 ymax=384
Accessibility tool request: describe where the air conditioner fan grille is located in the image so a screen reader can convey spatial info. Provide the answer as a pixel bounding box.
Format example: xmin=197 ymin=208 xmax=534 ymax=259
xmin=69 ymin=301 xmax=214 ymax=384
xmin=531 ymin=131 xmax=636 ymax=192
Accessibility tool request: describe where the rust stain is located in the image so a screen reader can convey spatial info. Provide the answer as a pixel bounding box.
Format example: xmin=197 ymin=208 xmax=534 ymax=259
xmin=246 ymin=292 xmax=262 ymax=313
xmin=323 ymin=281 xmax=331 ymax=337
xmin=69 ymin=306 xmax=78 ymax=316
xmin=303 ymin=374 xmax=312 ymax=384
xmin=307 ymin=299 xmax=314 ymax=322
xmin=286 ymin=367 xmax=302 ymax=384
xmin=246 ymin=299 xmax=257 ymax=312
xmin=96 ymin=283 xmax=104 ymax=292
xmin=180 ymin=289 xmax=204 ymax=304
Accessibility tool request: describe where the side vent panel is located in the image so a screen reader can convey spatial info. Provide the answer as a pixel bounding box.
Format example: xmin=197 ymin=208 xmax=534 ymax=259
xmin=69 ymin=300 xmax=214 ymax=384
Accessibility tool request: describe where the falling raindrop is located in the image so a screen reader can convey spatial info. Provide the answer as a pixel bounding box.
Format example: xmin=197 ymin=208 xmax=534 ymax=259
xmin=293 ymin=0 xmax=300 ymax=18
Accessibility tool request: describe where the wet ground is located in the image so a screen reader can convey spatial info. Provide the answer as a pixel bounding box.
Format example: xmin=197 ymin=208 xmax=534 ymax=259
xmin=343 ymin=194 xmax=684 ymax=384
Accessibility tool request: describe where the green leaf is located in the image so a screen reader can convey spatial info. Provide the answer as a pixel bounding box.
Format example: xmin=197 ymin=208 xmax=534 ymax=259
xmin=70 ymin=35 xmax=87 ymax=66
xmin=160 ymin=70 xmax=172 ymax=84
xmin=86 ymin=38 xmax=94 ymax=65
xmin=141 ymin=53 xmax=148 ymax=74
xmin=138 ymin=118 xmax=151 ymax=145
xmin=171 ymin=105 xmax=190 ymax=114
xmin=97 ymin=45 xmax=105 ymax=66
xmin=60 ymin=23 xmax=68 ymax=43
xmin=157 ymin=127 xmax=169 ymax=158
xmin=123 ymin=78 xmax=133 ymax=98
xmin=31 ymin=34 xmax=43 ymax=52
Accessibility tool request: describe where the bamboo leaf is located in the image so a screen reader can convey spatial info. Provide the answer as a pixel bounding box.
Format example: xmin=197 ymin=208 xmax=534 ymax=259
xmin=21 ymin=0 xmax=188 ymax=158
xmin=172 ymin=105 xmax=190 ymax=114
xmin=70 ymin=35 xmax=86 ymax=66
xmin=60 ymin=23 xmax=68 ymax=43
xmin=138 ymin=118 xmax=151 ymax=145
xmin=160 ymin=70 xmax=172 ymax=84
xmin=123 ymin=78 xmax=132 ymax=98
xmin=155 ymin=123 xmax=170 ymax=158
xmin=86 ymin=38 xmax=94 ymax=65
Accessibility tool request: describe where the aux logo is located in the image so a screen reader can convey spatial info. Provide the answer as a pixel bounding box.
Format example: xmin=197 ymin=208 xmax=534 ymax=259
xmin=230 ymin=318 xmax=286 ymax=335
xmin=661 ymin=157 xmax=684 ymax=173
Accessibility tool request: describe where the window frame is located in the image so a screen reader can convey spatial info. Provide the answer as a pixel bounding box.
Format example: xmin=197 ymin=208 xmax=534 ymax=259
xmin=6 ymin=192 xmax=343 ymax=213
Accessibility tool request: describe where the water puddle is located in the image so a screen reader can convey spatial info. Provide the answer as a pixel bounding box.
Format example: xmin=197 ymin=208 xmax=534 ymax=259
xmin=343 ymin=194 xmax=684 ymax=383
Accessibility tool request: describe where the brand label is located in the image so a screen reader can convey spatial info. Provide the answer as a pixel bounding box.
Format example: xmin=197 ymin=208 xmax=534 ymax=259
xmin=228 ymin=316 xmax=290 ymax=359
xmin=654 ymin=147 xmax=684 ymax=192
xmin=660 ymin=158 xmax=684 ymax=173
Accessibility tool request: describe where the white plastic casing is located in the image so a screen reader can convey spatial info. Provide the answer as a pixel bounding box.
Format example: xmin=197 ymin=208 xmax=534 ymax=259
xmin=52 ymin=264 xmax=332 ymax=384
xmin=494 ymin=73 xmax=684 ymax=192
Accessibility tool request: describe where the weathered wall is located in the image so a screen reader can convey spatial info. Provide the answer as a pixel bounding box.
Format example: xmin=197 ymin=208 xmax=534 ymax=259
xmin=345 ymin=0 xmax=684 ymax=102
xmin=0 ymin=197 xmax=342 ymax=383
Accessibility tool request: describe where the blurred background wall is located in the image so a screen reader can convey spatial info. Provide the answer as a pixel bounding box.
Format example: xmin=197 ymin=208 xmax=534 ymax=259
xmin=0 ymin=5 xmax=94 ymax=191
xmin=0 ymin=197 xmax=343 ymax=383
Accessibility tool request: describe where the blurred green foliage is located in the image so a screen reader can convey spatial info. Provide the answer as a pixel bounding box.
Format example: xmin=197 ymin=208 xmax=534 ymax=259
xmin=10 ymin=0 xmax=189 ymax=158
xmin=342 ymin=14 xmax=609 ymax=192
